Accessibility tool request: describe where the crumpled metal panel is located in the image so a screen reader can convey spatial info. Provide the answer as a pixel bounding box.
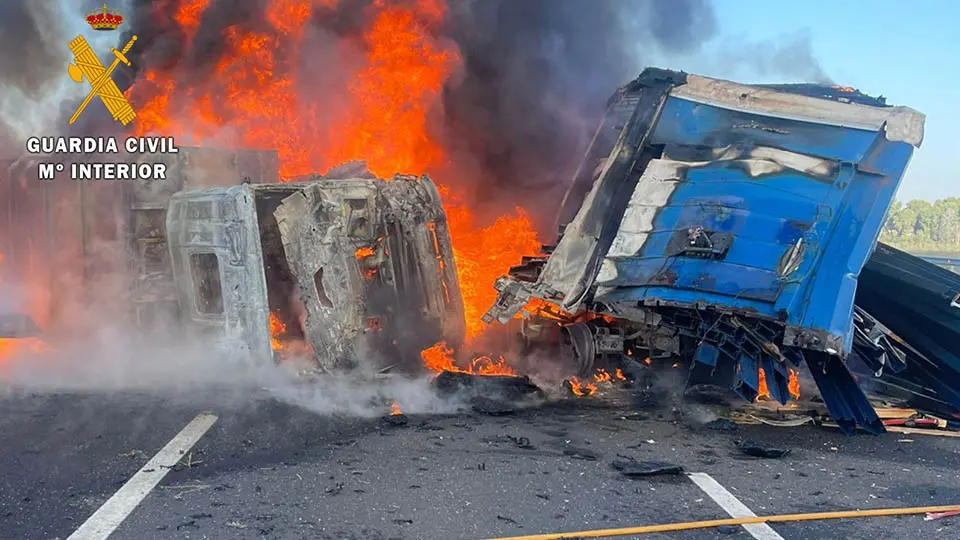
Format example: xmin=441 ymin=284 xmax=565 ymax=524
xmin=167 ymin=184 xmax=273 ymax=366
xmin=274 ymin=174 xmax=464 ymax=371
xmin=274 ymin=180 xmax=377 ymax=369
xmin=379 ymin=176 xmax=466 ymax=349
xmin=852 ymin=243 xmax=960 ymax=418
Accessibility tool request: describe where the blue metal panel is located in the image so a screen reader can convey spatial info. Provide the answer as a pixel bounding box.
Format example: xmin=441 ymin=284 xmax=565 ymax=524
xmin=652 ymin=96 xmax=881 ymax=163
xmin=733 ymin=354 xmax=760 ymax=403
xmin=598 ymin=285 xmax=777 ymax=314
xmin=604 ymin=98 xmax=915 ymax=354
xmin=789 ymin=139 xmax=915 ymax=353
xmin=638 ymin=203 xmax=817 ymax=245
xmin=603 ymin=257 xmax=782 ymax=303
xmin=694 ymin=343 xmax=720 ymax=367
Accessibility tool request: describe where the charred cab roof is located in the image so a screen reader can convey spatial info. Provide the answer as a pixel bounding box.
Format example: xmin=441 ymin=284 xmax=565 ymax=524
xmin=751 ymin=83 xmax=888 ymax=108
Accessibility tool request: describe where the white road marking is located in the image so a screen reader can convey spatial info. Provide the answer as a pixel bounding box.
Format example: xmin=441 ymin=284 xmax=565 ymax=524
xmin=688 ymin=472 xmax=787 ymax=540
xmin=67 ymin=413 xmax=218 ymax=540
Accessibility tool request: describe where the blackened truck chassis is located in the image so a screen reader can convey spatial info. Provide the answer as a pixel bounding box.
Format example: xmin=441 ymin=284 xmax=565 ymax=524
xmin=482 ymin=68 xmax=960 ymax=434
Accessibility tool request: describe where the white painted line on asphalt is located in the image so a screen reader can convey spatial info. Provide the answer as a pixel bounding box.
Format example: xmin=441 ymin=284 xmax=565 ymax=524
xmin=688 ymin=472 xmax=787 ymax=540
xmin=67 ymin=413 xmax=218 ymax=540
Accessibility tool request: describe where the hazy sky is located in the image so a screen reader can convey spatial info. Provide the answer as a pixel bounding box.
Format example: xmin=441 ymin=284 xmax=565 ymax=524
xmin=653 ymin=0 xmax=957 ymax=202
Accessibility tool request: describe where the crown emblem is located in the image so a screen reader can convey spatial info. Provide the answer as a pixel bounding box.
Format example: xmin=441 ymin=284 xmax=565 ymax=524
xmin=85 ymin=3 xmax=124 ymax=31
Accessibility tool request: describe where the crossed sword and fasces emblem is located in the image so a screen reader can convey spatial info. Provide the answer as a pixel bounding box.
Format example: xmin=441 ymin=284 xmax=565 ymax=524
xmin=67 ymin=34 xmax=138 ymax=125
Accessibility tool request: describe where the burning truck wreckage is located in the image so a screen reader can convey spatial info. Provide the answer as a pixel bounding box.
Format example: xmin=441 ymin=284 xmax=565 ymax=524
xmin=3 ymin=68 xmax=960 ymax=444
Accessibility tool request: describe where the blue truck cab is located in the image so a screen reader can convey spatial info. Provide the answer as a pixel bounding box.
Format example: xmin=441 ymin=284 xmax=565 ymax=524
xmin=484 ymin=68 xmax=926 ymax=434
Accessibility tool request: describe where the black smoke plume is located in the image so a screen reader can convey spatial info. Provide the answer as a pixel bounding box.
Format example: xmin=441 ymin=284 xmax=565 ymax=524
xmin=0 ymin=0 xmax=67 ymax=145
xmin=116 ymin=0 xmax=719 ymax=233
xmin=0 ymin=1 xmax=65 ymax=101
xmin=440 ymin=0 xmax=717 ymax=230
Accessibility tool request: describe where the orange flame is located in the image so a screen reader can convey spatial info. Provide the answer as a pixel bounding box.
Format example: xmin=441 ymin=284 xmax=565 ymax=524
xmin=269 ymin=311 xmax=313 ymax=357
xmin=788 ymin=368 xmax=801 ymax=400
xmin=0 ymin=337 xmax=51 ymax=362
xmin=355 ymin=247 xmax=375 ymax=259
xmin=0 ymin=247 xmax=4 ymax=362
xmin=757 ymin=367 xmax=768 ymax=399
xmin=440 ymin=188 xmax=541 ymax=338
xmin=593 ymin=368 xmax=627 ymax=383
xmin=420 ymin=340 xmax=516 ymax=376
xmin=0 ymin=226 xmax=9 ymax=363
xmin=757 ymin=367 xmax=801 ymax=401
xmin=0 ymin=251 xmax=52 ymax=363
xmin=135 ymin=0 xmax=458 ymax=179
xmin=568 ymin=377 xmax=597 ymax=397
xmin=269 ymin=312 xmax=286 ymax=351
xmin=568 ymin=367 xmax=628 ymax=398
xmin=131 ymin=0 xmax=541 ymax=351
xmin=390 ymin=401 xmax=403 ymax=415
xmin=173 ymin=0 xmax=211 ymax=41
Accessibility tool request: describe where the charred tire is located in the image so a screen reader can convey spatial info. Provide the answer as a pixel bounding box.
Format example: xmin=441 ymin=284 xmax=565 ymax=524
xmin=560 ymin=322 xmax=596 ymax=378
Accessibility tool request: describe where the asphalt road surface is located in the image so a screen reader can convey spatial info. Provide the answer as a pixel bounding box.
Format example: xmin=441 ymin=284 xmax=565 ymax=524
xmin=1 ymin=385 xmax=959 ymax=540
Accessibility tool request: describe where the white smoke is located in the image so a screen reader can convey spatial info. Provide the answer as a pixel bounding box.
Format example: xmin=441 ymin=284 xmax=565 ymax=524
xmin=0 ymin=332 xmax=466 ymax=418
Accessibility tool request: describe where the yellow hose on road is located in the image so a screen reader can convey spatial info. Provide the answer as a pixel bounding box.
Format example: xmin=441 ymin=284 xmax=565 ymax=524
xmin=479 ymin=504 xmax=960 ymax=540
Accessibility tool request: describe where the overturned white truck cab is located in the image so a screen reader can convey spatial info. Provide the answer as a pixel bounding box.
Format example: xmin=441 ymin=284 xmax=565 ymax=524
xmin=165 ymin=170 xmax=465 ymax=372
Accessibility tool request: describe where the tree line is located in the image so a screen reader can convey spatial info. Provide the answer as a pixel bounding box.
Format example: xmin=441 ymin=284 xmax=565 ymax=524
xmin=880 ymin=198 xmax=960 ymax=254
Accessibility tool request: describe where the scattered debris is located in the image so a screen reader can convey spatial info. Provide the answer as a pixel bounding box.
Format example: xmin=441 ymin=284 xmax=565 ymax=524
xmin=683 ymin=385 xmax=731 ymax=406
xmin=746 ymin=414 xmax=815 ymax=428
xmin=176 ymin=520 xmax=199 ymax=531
xmin=611 ymin=459 xmax=683 ymax=477
xmin=562 ymin=448 xmax=599 ymax=461
xmin=884 ymin=426 xmax=960 ymax=439
xmin=925 ymin=510 xmax=960 ymax=521
xmin=822 ymin=408 xmax=960 ymax=437
xmin=470 ymin=397 xmax=516 ymax=416
xmin=382 ymin=411 xmax=408 ymax=427
xmin=434 ymin=371 xmax=543 ymax=402
xmin=507 ymin=436 xmax=535 ymax=449
xmin=736 ymin=440 xmax=790 ymax=459
xmin=159 ymin=483 xmax=211 ymax=500
xmin=875 ymin=407 xmax=918 ymax=419
xmin=176 ymin=451 xmax=202 ymax=470
xmin=702 ymin=419 xmax=738 ymax=432
xmin=562 ymin=378 xmax=596 ymax=397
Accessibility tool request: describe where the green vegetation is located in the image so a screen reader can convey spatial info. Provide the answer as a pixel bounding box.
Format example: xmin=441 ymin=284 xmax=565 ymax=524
xmin=880 ymin=198 xmax=960 ymax=255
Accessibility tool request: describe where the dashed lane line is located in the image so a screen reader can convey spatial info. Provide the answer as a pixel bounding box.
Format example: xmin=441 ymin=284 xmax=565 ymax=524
xmin=67 ymin=413 xmax=218 ymax=540
xmin=688 ymin=472 xmax=787 ymax=540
